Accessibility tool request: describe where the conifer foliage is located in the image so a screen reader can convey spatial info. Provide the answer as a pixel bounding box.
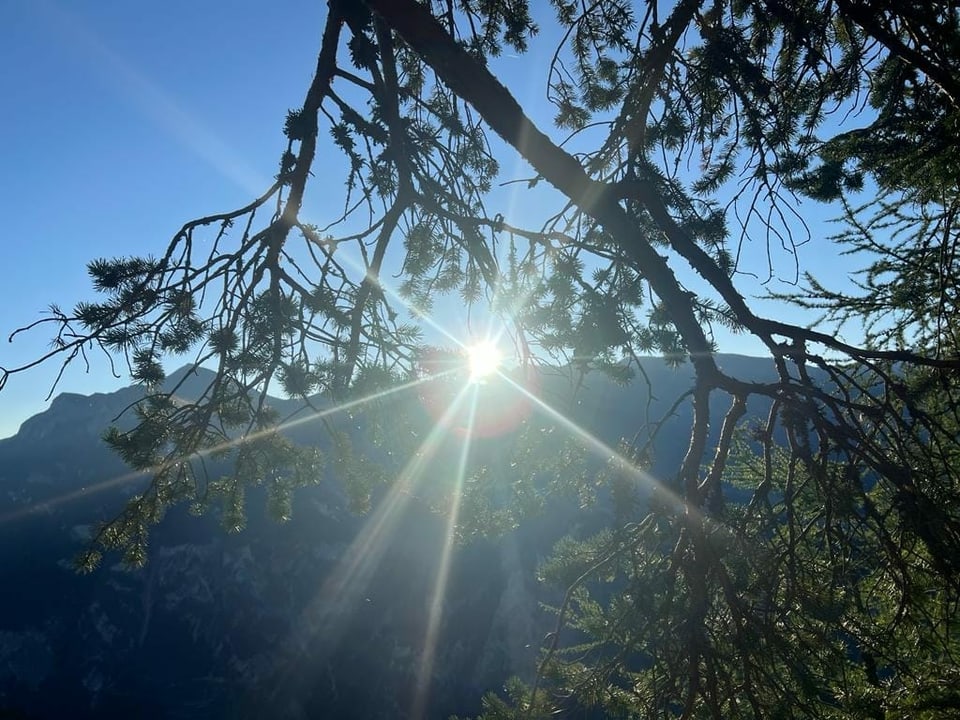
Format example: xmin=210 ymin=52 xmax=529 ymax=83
xmin=4 ymin=1 xmax=960 ymax=716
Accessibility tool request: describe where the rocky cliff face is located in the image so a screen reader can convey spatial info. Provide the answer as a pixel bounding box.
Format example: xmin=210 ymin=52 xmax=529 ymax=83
xmin=0 ymin=356 xmax=779 ymax=719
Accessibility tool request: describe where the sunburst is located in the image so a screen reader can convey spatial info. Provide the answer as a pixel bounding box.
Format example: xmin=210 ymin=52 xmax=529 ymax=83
xmin=465 ymin=340 xmax=503 ymax=382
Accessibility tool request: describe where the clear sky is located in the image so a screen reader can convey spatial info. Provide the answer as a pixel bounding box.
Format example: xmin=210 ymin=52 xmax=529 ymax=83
xmin=0 ymin=0 xmax=325 ymax=437
xmin=0 ymin=1 xmax=861 ymax=439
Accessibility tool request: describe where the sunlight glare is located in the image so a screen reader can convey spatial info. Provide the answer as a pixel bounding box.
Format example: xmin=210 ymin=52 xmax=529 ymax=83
xmin=279 ymin=385 xmax=475 ymax=688
xmin=0 ymin=374 xmax=445 ymax=527
xmin=466 ymin=341 xmax=502 ymax=382
xmin=499 ymin=373 xmax=687 ymax=515
xmin=412 ymin=389 xmax=477 ymax=719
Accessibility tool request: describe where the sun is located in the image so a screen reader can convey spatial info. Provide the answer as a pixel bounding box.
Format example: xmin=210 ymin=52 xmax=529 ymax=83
xmin=466 ymin=341 xmax=502 ymax=382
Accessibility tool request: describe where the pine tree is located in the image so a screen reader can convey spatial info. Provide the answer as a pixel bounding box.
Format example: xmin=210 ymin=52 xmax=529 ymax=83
xmin=4 ymin=1 xmax=960 ymax=716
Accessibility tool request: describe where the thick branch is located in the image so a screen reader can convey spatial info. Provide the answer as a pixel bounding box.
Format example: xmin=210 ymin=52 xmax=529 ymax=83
xmin=279 ymin=0 xmax=344 ymax=229
xmin=365 ymin=0 xmax=719 ymax=390
xmin=836 ymin=0 xmax=960 ymax=107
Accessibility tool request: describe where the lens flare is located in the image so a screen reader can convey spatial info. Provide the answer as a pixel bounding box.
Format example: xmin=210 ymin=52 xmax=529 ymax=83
xmin=466 ymin=341 xmax=502 ymax=382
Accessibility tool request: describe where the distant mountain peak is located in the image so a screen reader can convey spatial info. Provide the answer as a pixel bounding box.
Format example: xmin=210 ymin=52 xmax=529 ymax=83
xmin=161 ymin=364 xmax=219 ymax=398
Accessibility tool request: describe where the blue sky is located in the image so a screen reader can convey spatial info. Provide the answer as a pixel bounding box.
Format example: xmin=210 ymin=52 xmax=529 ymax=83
xmin=1 ymin=0 xmax=323 ymax=437
xmin=0 ymin=2 xmax=861 ymax=438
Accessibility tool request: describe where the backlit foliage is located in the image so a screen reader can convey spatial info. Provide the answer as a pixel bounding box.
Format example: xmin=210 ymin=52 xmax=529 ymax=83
xmin=4 ymin=1 xmax=960 ymax=716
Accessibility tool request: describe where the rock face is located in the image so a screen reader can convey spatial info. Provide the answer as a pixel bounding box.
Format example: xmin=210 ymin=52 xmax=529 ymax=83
xmin=0 ymin=356 xmax=779 ymax=719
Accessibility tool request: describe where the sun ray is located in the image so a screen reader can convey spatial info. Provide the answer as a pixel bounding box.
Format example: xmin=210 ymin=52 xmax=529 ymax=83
xmin=498 ymin=372 xmax=689 ymax=517
xmin=411 ymin=386 xmax=477 ymax=719
xmin=0 ymin=469 xmax=149 ymax=527
xmin=0 ymin=373 xmax=447 ymax=527
xmin=316 ymin=232 xmax=526 ymax=372
xmin=274 ymin=383 xmax=475 ymax=680
xmin=317 ymin=243 xmax=467 ymax=350
xmin=37 ymin=0 xmax=266 ymax=195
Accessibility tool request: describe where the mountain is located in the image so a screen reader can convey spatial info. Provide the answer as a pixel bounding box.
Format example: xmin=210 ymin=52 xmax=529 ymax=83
xmin=0 ymin=356 xmax=780 ymax=719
